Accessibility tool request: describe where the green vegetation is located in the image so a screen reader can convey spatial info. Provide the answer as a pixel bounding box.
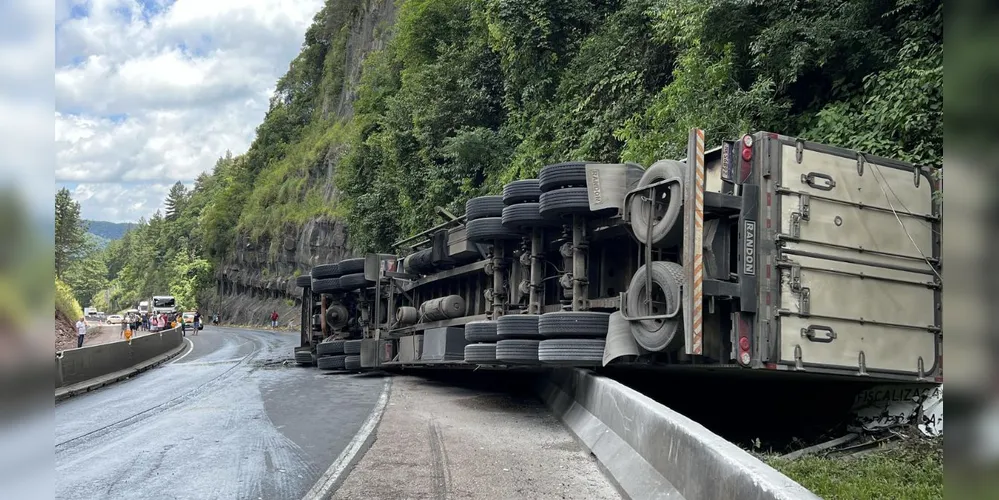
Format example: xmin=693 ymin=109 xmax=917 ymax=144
xmin=767 ymin=438 xmax=943 ymax=500
xmin=78 ymin=0 xmax=943 ymax=305
xmin=191 ymin=0 xmax=941 ymax=254
xmin=55 ymin=278 xmax=83 ymax=321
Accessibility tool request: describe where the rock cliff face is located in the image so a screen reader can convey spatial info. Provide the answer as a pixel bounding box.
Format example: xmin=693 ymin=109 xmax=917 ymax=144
xmin=214 ymin=0 xmax=399 ymax=325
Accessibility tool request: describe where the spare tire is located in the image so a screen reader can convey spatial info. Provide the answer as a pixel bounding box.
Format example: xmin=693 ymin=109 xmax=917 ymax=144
xmin=626 ymin=261 xmax=684 ymax=352
xmin=311 ymin=263 xmax=340 ymax=279
xmin=465 ymin=196 xmax=505 ymax=221
xmin=538 ymin=311 xmax=610 ymax=338
xmin=502 ymin=179 xmax=542 ymax=205
xmin=539 ymin=162 xmax=589 ymax=192
xmin=628 ymin=160 xmax=685 ymax=246
xmin=296 ymin=274 xmax=312 ymax=288
xmin=466 ymin=217 xmax=522 ymax=242
xmin=337 ymin=258 xmax=366 ymax=275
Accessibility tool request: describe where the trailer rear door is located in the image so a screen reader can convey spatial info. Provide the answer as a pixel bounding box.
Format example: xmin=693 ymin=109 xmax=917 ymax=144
xmin=767 ymin=138 xmax=941 ymax=379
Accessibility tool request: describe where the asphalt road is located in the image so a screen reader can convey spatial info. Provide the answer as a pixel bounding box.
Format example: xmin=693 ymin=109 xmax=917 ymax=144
xmin=54 ymin=326 xmax=386 ymax=500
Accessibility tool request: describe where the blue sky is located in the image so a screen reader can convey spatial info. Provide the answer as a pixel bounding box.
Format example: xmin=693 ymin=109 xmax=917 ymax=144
xmin=52 ymin=0 xmax=324 ymax=222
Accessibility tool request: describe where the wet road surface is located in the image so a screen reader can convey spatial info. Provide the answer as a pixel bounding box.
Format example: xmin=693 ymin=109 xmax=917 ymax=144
xmin=54 ymin=326 xmax=386 ymax=500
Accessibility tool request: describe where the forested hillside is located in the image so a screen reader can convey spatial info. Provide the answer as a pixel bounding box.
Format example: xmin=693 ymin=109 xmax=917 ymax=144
xmin=85 ymin=220 xmax=137 ymax=241
xmin=97 ymin=0 xmax=943 ymax=315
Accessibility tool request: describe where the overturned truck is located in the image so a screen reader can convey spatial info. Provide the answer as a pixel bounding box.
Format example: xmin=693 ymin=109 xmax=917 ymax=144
xmin=293 ymin=130 xmax=943 ymax=383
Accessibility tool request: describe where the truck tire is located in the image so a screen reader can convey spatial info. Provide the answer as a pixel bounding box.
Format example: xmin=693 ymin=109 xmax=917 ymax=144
xmin=294 ymin=347 xmax=314 ymax=365
xmin=466 ymin=217 xmax=522 ymax=243
xmin=502 ymin=179 xmax=542 ymax=205
xmin=497 ymin=314 xmax=542 ymax=339
xmin=538 ymin=311 xmax=610 ymax=338
xmin=344 ymin=355 xmax=362 ymax=370
xmin=311 ymin=263 xmax=340 ymax=279
xmin=538 ymin=338 xmax=605 ymax=365
xmin=539 ymin=187 xmax=617 ymax=219
xmin=464 ymin=343 xmax=497 ymax=363
xmin=465 ymin=320 xmax=499 ymax=343
xmin=495 ymin=339 xmax=540 ymax=364
xmin=317 ymin=339 xmax=345 ymax=355
xmin=626 ymin=261 xmax=684 ymax=352
xmin=337 ymin=258 xmax=366 ymax=275
xmin=539 ymin=162 xmax=589 ymax=192
xmin=318 ymin=355 xmax=347 ymax=370
xmin=312 ymin=277 xmax=342 ymax=293
xmin=502 ymin=203 xmax=556 ymax=230
xmin=338 ymin=273 xmax=371 ymax=291
xmin=296 ymin=274 xmax=312 ymax=288
xmin=628 ymin=160 xmax=685 ymax=246
xmin=465 ymin=196 xmax=505 ymax=221
xmin=344 ymin=339 xmax=363 ymax=355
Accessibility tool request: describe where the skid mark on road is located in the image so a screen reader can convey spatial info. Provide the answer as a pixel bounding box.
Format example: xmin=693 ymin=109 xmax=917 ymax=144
xmin=428 ymin=419 xmax=453 ymax=500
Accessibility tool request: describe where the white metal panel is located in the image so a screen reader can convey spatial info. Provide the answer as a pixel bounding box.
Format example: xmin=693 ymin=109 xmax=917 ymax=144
xmin=780 ymin=316 xmax=936 ymax=373
xmin=775 ymin=144 xmax=938 ymax=375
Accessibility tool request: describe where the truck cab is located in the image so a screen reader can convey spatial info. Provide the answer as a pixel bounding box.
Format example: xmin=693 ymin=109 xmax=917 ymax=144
xmin=151 ymin=296 xmax=177 ymax=315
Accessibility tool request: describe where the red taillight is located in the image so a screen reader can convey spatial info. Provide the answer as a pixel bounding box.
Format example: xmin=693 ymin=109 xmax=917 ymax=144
xmin=739 ymin=336 xmax=750 ymax=351
xmin=741 ymin=147 xmax=752 ymax=162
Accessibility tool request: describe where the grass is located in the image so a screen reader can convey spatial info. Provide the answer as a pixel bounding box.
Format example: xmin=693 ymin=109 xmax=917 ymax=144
xmin=765 ymin=436 xmax=942 ymax=500
xmin=55 ymin=278 xmax=84 ymax=322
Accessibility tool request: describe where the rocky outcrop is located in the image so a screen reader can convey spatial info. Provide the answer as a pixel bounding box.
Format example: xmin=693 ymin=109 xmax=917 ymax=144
xmin=215 ymin=219 xmax=351 ymax=324
xmin=213 ymin=0 xmax=400 ymax=325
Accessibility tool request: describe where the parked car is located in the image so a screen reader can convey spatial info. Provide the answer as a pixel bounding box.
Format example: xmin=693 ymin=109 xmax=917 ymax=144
xmin=182 ymin=312 xmax=204 ymax=330
xmin=106 ymin=314 xmax=124 ymax=325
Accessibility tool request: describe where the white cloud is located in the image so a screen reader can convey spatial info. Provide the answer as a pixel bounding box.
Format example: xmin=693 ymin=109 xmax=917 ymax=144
xmin=67 ymin=182 xmax=177 ymax=222
xmin=54 ymin=0 xmax=324 ymax=221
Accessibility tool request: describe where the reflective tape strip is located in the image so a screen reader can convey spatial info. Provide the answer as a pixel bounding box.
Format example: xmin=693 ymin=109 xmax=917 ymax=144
xmin=691 ymin=129 xmax=705 ymax=355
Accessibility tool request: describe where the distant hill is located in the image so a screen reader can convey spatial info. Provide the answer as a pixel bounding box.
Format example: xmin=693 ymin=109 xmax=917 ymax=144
xmin=85 ymin=220 xmax=137 ymax=241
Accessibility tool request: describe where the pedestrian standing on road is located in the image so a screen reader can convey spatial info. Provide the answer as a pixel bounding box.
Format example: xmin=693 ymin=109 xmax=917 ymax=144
xmin=271 ymin=310 xmax=279 ymax=328
xmin=193 ymin=311 xmax=202 ymax=336
xmin=75 ymin=317 xmax=87 ymax=348
xmin=179 ymin=315 xmax=186 ymax=337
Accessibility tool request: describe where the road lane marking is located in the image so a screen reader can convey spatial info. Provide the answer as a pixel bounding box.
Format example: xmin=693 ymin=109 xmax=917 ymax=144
xmin=302 ymin=376 xmax=392 ymax=500
xmin=170 ymin=338 xmax=196 ymax=364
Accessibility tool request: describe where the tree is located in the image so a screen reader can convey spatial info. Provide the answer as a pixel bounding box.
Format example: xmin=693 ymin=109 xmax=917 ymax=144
xmin=63 ymin=234 xmax=109 ymax=307
xmin=164 ymin=181 xmax=189 ymax=221
xmin=54 ymin=188 xmax=85 ymax=278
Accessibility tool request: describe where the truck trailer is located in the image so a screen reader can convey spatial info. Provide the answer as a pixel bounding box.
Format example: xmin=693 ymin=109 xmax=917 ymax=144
xmin=294 ymin=130 xmax=942 ymax=383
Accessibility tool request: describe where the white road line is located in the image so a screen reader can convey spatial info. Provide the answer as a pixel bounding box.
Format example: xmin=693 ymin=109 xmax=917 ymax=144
xmin=302 ymin=376 xmax=392 ymax=500
xmin=170 ymin=338 xmax=195 ymax=364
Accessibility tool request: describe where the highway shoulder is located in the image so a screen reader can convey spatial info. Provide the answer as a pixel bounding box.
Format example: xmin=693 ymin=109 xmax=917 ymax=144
xmin=332 ymin=373 xmax=620 ymax=499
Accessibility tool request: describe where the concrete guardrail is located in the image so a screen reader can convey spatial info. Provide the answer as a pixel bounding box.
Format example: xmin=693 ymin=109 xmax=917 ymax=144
xmin=55 ymin=328 xmax=185 ymax=394
xmin=537 ymin=368 xmax=821 ymax=500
